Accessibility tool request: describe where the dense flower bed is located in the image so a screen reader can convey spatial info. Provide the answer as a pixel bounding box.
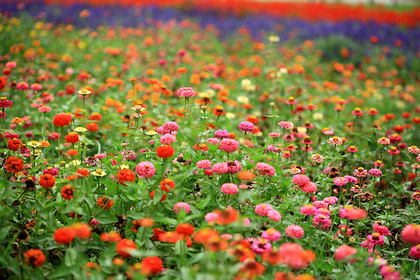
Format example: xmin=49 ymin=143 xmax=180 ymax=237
xmin=0 ymin=2 xmax=419 ymax=280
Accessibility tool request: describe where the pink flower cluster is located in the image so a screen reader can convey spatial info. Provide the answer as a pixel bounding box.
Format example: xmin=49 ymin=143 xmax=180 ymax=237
xmin=292 ymin=174 xmax=317 ymax=193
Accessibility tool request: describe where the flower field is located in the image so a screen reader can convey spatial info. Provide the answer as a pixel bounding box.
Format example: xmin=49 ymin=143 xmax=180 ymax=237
xmin=0 ymin=1 xmax=420 ymax=279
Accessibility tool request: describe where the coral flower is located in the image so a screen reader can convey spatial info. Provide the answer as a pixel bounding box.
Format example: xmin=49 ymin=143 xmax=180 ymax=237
xmin=218 ymin=138 xmax=240 ymax=153
xmin=335 ymin=245 xmax=358 ymax=263
xmin=285 ymin=225 xmax=304 ymax=239
xmin=215 ymin=208 xmax=239 ymax=225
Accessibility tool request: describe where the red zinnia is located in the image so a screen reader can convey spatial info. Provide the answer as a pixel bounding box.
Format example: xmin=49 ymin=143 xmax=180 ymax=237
xmin=24 ymin=249 xmax=46 ymax=268
xmin=65 ymin=132 xmax=79 ymax=144
xmin=176 ymin=223 xmax=195 ymax=236
xmin=5 ymin=156 xmax=24 ymax=174
xmin=61 ymin=185 xmax=74 ymax=200
xmin=7 ymin=138 xmax=23 ymax=151
xmin=156 ymin=145 xmax=175 ymax=158
xmin=116 ymin=239 xmax=137 ymax=258
xmin=117 ymin=169 xmax=136 ymax=186
xmin=52 ymin=113 xmax=72 ymax=127
xmin=38 ymin=174 xmax=56 ymax=189
xmin=54 ymin=227 xmax=75 ymax=244
xmin=97 ymin=196 xmax=113 ymax=209
xmin=87 ymin=122 xmax=99 ymax=132
xmin=140 ymin=256 xmax=163 ymax=276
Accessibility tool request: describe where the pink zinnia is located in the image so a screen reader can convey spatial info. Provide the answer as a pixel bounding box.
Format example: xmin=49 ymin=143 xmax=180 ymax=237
xmin=267 ymin=210 xmax=282 ymax=221
xmin=206 ymin=138 xmax=220 ymax=145
xmin=135 ymin=161 xmax=156 ymax=178
xmin=300 ymin=204 xmax=317 ymax=216
xmin=261 ymin=228 xmax=281 ymax=241
xmin=157 ymin=127 xmax=170 ymax=135
xmin=214 ymin=129 xmax=230 ymax=139
xmin=226 ymin=160 xmax=242 ymax=174
xmin=344 ymin=175 xmax=357 ymax=184
xmin=278 ymin=121 xmax=292 ymax=129
xmin=301 ymin=182 xmax=317 ymax=193
xmin=251 ymin=239 xmax=272 ymax=255
xmin=177 ymin=87 xmax=195 ymax=97
xmin=353 ymin=168 xmax=368 ymax=177
xmin=369 ymin=168 xmax=382 ymax=177
xmin=205 ymin=213 xmax=219 ymax=224
xmin=162 ymin=121 xmax=179 ymax=132
xmin=238 ymin=121 xmax=255 ymax=132
xmin=312 ymin=214 xmax=331 ymax=231
xmin=409 ymin=245 xmax=420 ymax=259
xmin=160 ymin=133 xmax=177 ymax=145
xmin=401 ymin=224 xmax=420 ymax=244
xmin=255 ymin=203 xmax=272 ymax=216
xmin=334 ymin=177 xmax=349 ymax=186
xmin=323 ymin=196 xmax=338 ymax=205
xmin=38 ymin=106 xmax=52 ymax=113
xmin=197 ymin=160 xmax=212 ymax=169
xmin=218 ymin=138 xmax=240 ymax=153
xmin=373 ymin=224 xmax=391 ymax=236
xmin=256 ymin=162 xmax=275 ymax=177
xmin=173 ymin=202 xmax=191 ymax=214
xmin=335 ymin=245 xmax=358 ymax=263
xmin=313 ymin=201 xmax=328 ymax=209
xmin=292 ymin=175 xmax=310 ymax=186
xmin=367 ymin=233 xmax=385 ymax=246
xmin=269 ymin=132 xmax=281 ymax=138
xmin=285 ymin=225 xmax=304 ymax=239
xmin=212 ymin=162 xmax=228 ymax=174
xmin=221 ymin=183 xmax=238 ymax=195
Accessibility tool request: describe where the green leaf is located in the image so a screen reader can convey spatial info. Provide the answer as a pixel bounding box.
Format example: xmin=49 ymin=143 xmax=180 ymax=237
xmin=95 ymin=211 xmax=118 ymax=224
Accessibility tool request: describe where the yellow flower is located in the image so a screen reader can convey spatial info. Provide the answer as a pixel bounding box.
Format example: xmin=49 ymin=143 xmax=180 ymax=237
xmin=91 ymin=169 xmax=106 ymax=177
xmin=145 ymin=130 xmax=157 ymax=136
xmin=27 ymin=141 xmax=41 ymax=148
xmin=268 ymin=35 xmax=280 ymax=42
xmin=74 ymin=127 xmax=87 ymax=133
xmin=78 ymin=88 xmax=91 ymax=96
